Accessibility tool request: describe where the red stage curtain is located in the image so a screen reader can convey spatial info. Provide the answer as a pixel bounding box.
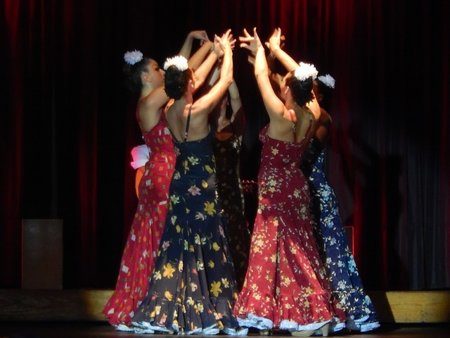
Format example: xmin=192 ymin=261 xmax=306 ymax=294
xmin=1 ymin=0 xmax=448 ymax=289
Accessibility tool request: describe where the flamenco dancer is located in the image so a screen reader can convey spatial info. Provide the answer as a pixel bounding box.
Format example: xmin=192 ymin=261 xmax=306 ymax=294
xmin=131 ymin=30 xmax=246 ymax=335
xmin=234 ymin=28 xmax=337 ymax=337
xmin=300 ymin=74 xmax=380 ymax=333
xmin=211 ymin=79 xmax=250 ymax=290
xmin=103 ymin=30 xmax=220 ymax=330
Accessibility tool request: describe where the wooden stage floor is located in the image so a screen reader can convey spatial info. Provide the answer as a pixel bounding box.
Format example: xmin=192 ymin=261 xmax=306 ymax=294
xmin=0 ymin=323 xmax=449 ymax=338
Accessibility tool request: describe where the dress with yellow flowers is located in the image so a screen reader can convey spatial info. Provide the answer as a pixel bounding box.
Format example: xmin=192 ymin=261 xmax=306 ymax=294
xmin=132 ymin=132 xmax=244 ymax=335
xmin=234 ymin=126 xmax=336 ymax=332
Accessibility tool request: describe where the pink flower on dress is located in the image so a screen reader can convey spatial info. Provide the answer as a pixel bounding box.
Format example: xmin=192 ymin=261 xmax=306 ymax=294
xmin=188 ymin=185 xmax=201 ymax=196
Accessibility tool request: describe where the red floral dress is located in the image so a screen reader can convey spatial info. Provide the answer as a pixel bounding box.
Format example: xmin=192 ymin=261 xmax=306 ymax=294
xmin=103 ymin=117 xmax=175 ymax=328
xmin=234 ymin=126 xmax=335 ymax=331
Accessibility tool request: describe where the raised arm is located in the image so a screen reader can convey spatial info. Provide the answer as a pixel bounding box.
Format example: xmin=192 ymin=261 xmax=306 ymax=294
xmin=140 ymin=83 xmax=169 ymax=112
xmin=188 ymin=40 xmax=213 ymax=71
xmin=192 ymin=30 xmax=234 ymax=115
xmin=266 ymin=28 xmax=298 ymax=72
xmin=228 ymin=80 xmax=242 ymax=114
xmin=191 ymin=48 xmax=219 ymax=92
xmin=179 ymin=30 xmax=209 ymax=59
xmin=239 ymin=28 xmax=285 ymax=120
xmin=250 ymin=40 xmax=284 ymax=96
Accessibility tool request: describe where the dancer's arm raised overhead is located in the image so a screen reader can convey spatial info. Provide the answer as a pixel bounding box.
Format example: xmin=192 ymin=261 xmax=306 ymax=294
xmin=239 ymin=28 xmax=289 ymax=123
xmin=179 ymin=30 xmax=209 ymax=60
xmin=228 ymin=80 xmax=242 ymax=117
xmin=192 ymin=30 xmax=234 ymax=115
xmin=266 ymin=28 xmax=322 ymax=123
xmin=135 ymin=31 xmax=216 ymax=131
xmin=191 ymin=31 xmax=234 ymax=93
xmin=163 ymin=29 xmax=234 ymax=142
xmin=142 ymin=30 xmax=208 ymax=112
xmin=240 ymin=28 xmax=321 ymax=142
xmin=188 ymin=40 xmax=213 ymax=71
xmin=216 ymin=80 xmax=243 ymax=134
xmin=265 ymin=28 xmax=298 ymax=72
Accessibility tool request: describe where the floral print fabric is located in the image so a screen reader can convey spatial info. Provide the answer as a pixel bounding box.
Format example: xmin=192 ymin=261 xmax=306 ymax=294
xmin=302 ymin=137 xmax=379 ymax=332
xmin=234 ymin=126 xmax=335 ymax=331
xmin=132 ymin=132 xmax=243 ymax=335
xmin=103 ymin=117 xmax=175 ymax=327
xmin=213 ymin=132 xmax=250 ymax=290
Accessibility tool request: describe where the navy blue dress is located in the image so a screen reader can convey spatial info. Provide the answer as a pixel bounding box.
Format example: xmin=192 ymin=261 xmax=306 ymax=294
xmin=132 ymin=123 xmax=244 ymax=335
xmin=302 ymin=138 xmax=380 ymax=332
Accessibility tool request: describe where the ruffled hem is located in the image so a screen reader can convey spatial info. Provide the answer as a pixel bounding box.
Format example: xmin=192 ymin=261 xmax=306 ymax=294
xmin=132 ymin=320 xmax=172 ymax=333
xmin=223 ymin=327 xmax=249 ymax=336
xmin=132 ymin=321 xmax=248 ymax=335
xmin=330 ymin=320 xmax=346 ymax=332
xmin=114 ymin=323 xmax=134 ymax=332
xmin=132 ymin=296 xmax=241 ymax=335
xmin=237 ymin=313 xmax=274 ymax=330
xmin=360 ymin=321 xmax=380 ymax=332
xmin=235 ymin=285 xmax=335 ymax=329
xmin=346 ymin=316 xmax=380 ymax=332
xmin=237 ymin=313 xmax=332 ymax=333
xmin=132 ymin=321 xmax=220 ymax=335
xmin=279 ymin=319 xmax=330 ymax=331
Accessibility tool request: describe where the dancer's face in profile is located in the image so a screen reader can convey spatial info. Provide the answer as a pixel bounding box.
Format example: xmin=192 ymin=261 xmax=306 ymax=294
xmin=143 ymin=59 xmax=165 ymax=88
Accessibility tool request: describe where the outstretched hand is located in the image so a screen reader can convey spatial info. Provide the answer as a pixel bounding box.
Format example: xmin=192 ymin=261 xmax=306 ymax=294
xmin=213 ymin=29 xmax=235 ymax=57
xmin=189 ymin=30 xmax=210 ymax=43
xmin=265 ymin=27 xmax=285 ymax=53
xmin=239 ymin=28 xmax=263 ymax=56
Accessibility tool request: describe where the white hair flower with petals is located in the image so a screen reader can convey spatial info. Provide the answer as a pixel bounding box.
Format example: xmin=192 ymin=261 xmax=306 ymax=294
xmin=163 ymin=55 xmax=189 ymax=71
xmin=124 ymin=50 xmax=143 ymax=65
xmin=294 ymin=62 xmax=318 ymax=81
xmin=318 ymin=74 xmax=336 ymax=89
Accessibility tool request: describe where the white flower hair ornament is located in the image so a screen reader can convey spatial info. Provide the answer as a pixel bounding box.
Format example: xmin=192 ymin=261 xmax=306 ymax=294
xmin=318 ymin=74 xmax=336 ymax=89
xmin=163 ymin=55 xmax=189 ymax=71
xmin=124 ymin=50 xmax=143 ymax=65
xmin=294 ymin=62 xmax=318 ymax=81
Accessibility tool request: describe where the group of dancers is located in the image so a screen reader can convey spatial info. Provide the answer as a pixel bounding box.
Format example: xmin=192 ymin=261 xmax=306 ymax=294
xmin=103 ymin=28 xmax=380 ymax=336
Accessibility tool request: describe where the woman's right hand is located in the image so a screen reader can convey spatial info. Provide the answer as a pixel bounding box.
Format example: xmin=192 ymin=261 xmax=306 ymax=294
xmin=189 ymin=30 xmax=210 ymax=43
xmin=239 ymin=27 xmax=263 ymax=55
xmin=265 ymin=27 xmax=285 ymax=53
xmin=214 ymin=29 xmax=234 ymax=57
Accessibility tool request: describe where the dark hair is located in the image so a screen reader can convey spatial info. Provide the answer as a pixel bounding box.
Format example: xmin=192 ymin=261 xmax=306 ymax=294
xmin=164 ymin=66 xmax=192 ymax=100
xmin=123 ymin=58 xmax=150 ymax=93
xmin=285 ymin=72 xmax=314 ymax=107
xmin=314 ymin=79 xmax=333 ymax=111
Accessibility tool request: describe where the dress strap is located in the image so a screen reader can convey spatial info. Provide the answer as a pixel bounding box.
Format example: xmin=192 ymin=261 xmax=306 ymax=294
xmin=184 ymin=105 xmax=192 ymax=142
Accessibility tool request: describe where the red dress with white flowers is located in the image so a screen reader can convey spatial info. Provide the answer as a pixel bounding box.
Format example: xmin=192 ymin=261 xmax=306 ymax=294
xmin=103 ymin=116 xmax=175 ymax=327
xmin=234 ymin=126 xmax=335 ymax=331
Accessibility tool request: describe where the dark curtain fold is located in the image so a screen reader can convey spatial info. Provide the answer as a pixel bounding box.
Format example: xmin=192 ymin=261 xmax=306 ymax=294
xmin=1 ymin=0 xmax=448 ymax=290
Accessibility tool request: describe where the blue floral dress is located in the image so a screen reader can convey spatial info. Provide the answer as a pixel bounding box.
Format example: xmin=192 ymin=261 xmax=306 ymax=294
xmin=302 ymin=137 xmax=380 ymax=332
xmin=131 ymin=126 xmax=244 ymax=335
